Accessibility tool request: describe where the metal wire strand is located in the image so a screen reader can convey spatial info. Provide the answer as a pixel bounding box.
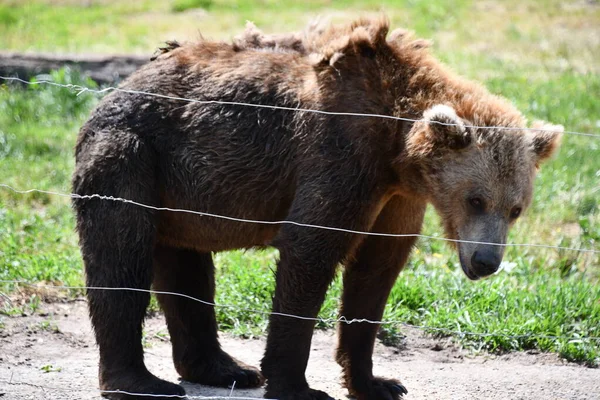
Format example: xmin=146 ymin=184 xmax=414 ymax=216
xmin=0 ymin=76 xmax=590 ymax=137
xmin=0 ymin=378 xmax=272 ymax=400
xmin=1 ymin=184 xmax=598 ymax=254
xmin=2 ymin=280 xmax=598 ymax=342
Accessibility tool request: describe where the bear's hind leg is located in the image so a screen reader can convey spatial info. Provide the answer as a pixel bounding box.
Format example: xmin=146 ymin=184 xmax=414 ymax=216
xmin=153 ymin=245 xmax=264 ymax=388
xmin=85 ymin=230 xmax=183 ymax=400
xmin=73 ymin=131 xmax=185 ymax=400
xmin=76 ymin=200 xmax=185 ymax=399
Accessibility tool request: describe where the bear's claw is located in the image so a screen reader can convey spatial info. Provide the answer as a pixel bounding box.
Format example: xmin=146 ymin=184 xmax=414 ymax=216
xmin=391 ymin=384 xmax=408 ymax=395
xmin=176 ymin=350 xmax=264 ymax=389
xmin=348 ymin=377 xmax=408 ymax=400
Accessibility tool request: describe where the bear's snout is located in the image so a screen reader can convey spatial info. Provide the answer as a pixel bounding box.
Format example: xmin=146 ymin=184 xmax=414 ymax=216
xmin=470 ymin=250 xmax=501 ymax=277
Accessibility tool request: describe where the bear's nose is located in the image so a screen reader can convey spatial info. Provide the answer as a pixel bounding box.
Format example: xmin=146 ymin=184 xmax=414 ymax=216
xmin=471 ymin=250 xmax=501 ymax=276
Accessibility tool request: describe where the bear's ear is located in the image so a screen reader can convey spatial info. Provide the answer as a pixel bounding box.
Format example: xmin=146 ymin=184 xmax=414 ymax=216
xmin=423 ymin=104 xmax=472 ymax=150
xmin=528 ymin=121 xmax=563 ymax=165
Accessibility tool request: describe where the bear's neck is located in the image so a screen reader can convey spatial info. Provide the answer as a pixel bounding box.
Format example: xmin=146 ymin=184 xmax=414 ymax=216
xmin=386 ymin=49 xmax=525 ymax=130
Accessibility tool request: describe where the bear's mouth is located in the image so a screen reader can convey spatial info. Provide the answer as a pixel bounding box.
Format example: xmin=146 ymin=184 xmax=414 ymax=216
xmin=458 ymin=250 xmax=481 ymax=281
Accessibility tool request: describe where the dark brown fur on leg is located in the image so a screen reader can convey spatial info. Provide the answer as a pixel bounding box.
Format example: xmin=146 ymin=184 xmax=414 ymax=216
xmin=262 ymin=243 xmax=339 ymax=400
xmin=153 ymin=245 xmax=264 ymax=388
xmin=262 ymin=178 xmax=384 ymax=400
xmin=336 ymin=196 xmax=425 ymax=400
xmin=73 ymin=132 xmax=185 ymax=400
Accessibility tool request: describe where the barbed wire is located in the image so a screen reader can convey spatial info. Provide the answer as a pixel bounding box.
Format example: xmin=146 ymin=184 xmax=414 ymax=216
xmin=1 ymin=76 xmax=594 ymax=137
xmin=0 ymin=73 xmax=599 ymax=356
xmin=1 ymin=183 xmax=598 ymax=254
xmin=2 ymin=280 xmax=598 ymax=342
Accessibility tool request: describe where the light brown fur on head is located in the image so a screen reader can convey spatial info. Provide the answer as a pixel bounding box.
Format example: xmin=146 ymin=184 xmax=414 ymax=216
xmin=405 ymin=103 xmax=562 ymax=279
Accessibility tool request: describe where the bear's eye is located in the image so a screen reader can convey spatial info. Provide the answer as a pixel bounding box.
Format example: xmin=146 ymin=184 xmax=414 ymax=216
xmin=468 ymin=197 xmax=485 ymax=212
xmin=510 ymin=207 xmax=522 ymax=219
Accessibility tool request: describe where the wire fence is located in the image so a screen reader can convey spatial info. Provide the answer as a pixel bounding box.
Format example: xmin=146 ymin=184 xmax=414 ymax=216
xmin=0 ymin=71 xmax=599 ymax=399
xmin=0 ymin=72 xmax=598 ymax=339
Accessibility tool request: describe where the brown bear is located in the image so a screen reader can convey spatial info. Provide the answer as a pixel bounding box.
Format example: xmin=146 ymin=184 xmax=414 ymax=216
xmin=72 ymin=16 xmax=562 ymax=400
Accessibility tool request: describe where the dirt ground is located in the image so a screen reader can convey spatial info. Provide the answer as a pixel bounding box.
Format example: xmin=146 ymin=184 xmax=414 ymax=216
xmin=0 ymin=301 xmax=599 ymax=400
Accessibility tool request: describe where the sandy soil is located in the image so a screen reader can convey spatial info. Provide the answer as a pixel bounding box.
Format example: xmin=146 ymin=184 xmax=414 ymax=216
xmin=0 ymin=301 xmax=599 ymax=400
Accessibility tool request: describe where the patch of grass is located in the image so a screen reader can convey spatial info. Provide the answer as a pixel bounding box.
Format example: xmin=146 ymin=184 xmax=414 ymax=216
xmin=32 ymin=320 xmax=61 ymax=334
xmin=214 ymin=250 xmax=277 ymax=337
xmin=0 ymin=69 xmax=96 ymax=292
xmin=387 ymin=266 xmax=600 ymax=366
xmin=0 ymin=4 xmax=18 ymax=25
xmin=40 ymin=364 xmax=62 ymax=373
xmin=171 ymin=0 xmax=213 ymax=13
xmin=1 ymin=0 xmax=597 ymax=78
xmin=0 ymin=0 xmax=469 ymax=55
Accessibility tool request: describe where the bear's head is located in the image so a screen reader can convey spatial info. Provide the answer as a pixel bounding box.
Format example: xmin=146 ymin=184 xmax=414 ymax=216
xmin=406 ymin=104 xmax=563 ymax=280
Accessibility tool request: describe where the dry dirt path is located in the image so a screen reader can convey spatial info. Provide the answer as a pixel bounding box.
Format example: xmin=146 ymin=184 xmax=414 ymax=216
xmin=0 ymin=301 xmax=599 ymax=400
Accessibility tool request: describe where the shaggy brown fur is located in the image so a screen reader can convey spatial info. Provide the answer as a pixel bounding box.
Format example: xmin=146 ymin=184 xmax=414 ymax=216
xmin=72 ymin=16 xmax=561 ymax=400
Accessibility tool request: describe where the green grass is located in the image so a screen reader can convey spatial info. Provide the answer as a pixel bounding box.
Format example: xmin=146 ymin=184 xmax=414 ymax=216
xmin=0 ymin=69 xmax=97 ymax=288
xmin=171 ymin=0 xmax=214 ymax=13
xmin=212 ymin=249 xmax=600 ymax=365
xmin=0 ymin=0 xmax=470 ymax=54
xmin=0 ymin=0 xmax=599 ymax=366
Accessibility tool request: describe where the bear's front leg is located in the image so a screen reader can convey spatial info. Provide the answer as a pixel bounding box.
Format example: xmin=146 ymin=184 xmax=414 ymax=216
xmin=261 ymin=231 xmax=343 ymax=400
xmin=261 ymin=184 xmax=378 ymax=400
xmin=336 ymin=196 xmax=425 ymax=400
